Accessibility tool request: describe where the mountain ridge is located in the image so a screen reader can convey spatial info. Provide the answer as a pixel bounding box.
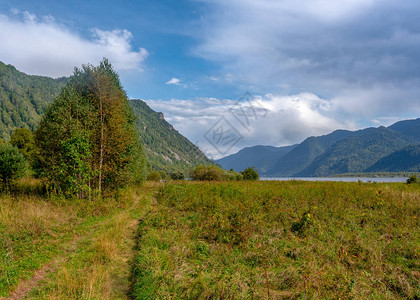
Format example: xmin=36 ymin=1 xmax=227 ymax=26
xmin=0 ymin=61 xmax=212 ymax=173
xmin=218 ymin=119 xmax=420 ymax=177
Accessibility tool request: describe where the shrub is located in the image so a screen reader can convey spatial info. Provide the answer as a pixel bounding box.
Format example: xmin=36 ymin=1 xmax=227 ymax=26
xmin=407 ymin=175 xmax=418 ymax=184
xmin=147 ymin=171 xmax=162 ymax=182
xmin=190 ymin=165 xmax=224 ymax=181
xmin=158 ymin=170 xmax=168 ymax=180
xmin=0 ymin=144 xmax=27 ymax=190
xmin=170 ymin=171 xmax=185 ymax=180
xmin=224 ymin=169 xmax=243 ymax=181
xmin=241 ymin=167 xmax=259 ymax=180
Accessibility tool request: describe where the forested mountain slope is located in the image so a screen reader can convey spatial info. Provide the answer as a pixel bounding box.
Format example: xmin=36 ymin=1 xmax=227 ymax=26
xmin=130 ymin=100 xmax=213 ymax=173
xmin=0 ymin=61 xmax=211 ymax=173
xmin=268 ymin=129 xmax=353 ymax=176
xmin=366 ymin=144 xmax=420 ymax=172
xmin=295 ymin=126 xmax=418 ymax=176
xmin=0 ymin=61 xmax=66 ymax=140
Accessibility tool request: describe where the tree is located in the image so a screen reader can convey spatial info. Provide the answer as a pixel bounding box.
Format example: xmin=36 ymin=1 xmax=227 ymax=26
xmin=407 ymin=175 xmax=418 ymax=184
xmin=10 ymin=128 xmax=36 ymax=165
xmin=36 ymin=59 xmax=147 ymax=197
xmin=0 ymin=144 xmax=27 ymax=190
xmin=147 ymin=171 xmax=161 ymax=182
xmin=190 ymin=165 xmax=224 ymax=181
xmin=241 ymin=167 xmax=259 ymax=180
xmin=170 ymin=171 xmax=185 ymax=180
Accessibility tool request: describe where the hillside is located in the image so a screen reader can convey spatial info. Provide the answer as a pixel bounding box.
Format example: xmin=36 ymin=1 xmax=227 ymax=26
xmin=130 ymin=100 xmax=213 ymax=173
xmin=215 ymin=144 xmax=296 ymax=173
xmin=0 ymin=61 xmax=66 ymax=140
xmin=0 ymin=61 xmax=211 ymax=174
xmin=296 ymin=126 xmax=417 ymax=176
xmin=219 ymin=118 xmax=420 ymax=177
xmin=366 ymin=144 xmax=420 ymax=172
xmin=268 ymin=129 xmax=353 ymax=176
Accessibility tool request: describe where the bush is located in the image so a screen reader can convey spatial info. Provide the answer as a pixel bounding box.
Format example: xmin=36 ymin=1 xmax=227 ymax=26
xmin=224 ymin=169 xmax=243 ymax=181
xmin=241 ymin=167 xmax=259 ymax=180
xmin=407 ymin=175 xmax=418 ymax=184
xmin=190 ymin=165 xmax=224 ymax=181
xmin=147 ymin=171 xmax=162 ymax=182
xmin=0 ymin=144 xmax=27 ymax=190
xmin=159 ymin=170 xmax=168 ymax=180
xmin=170 ymin=171 xmax=185 ymax=180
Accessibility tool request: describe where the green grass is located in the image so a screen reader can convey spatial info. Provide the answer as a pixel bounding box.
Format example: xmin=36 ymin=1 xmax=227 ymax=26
xmin=131 ymin=181 xmax=420 ymax=299
xmin=0 ymin=179 xmax=149 ymax=298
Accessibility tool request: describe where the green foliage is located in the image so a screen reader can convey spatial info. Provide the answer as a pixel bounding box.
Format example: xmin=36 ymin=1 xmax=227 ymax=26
xmin=36 ymin=59 xmax=146 ymax=197
xmin=0 ymin=144 xmax=27 ymax=189
xmin=190 ymin=165 xmax=225 ymax=181
xmin=225 ymin=169 xmax=243 ymax=181
xmin=291 ymin=212 xmax=313 ymax=237
xmin=158 ymin=170 xmax=168 ymax=180
xmin=368 ymin=145 xmax=420 ymax=173
xmin=0 ymin=62 xmax=213 ymax=175
xmin=0 ymin=61 xmax=66 ymax=140
xmin=191 ymin=165 xmax=245 ymax=181
xmin=147 ymin=171 xmax=162 ymax=182
xmin=10 ymin=128 xmax=36 ymax=165
xmin=58 ymin=134 xmax=93 ymax=198
xmin=407 ymin=175 xmax=418 ymax=184
xmin=170 ymin=171 xmax=185 ymax=180
xmin=132 ymin=181 xmax=420 ymax=299
xmin=130 ymin=100 xmax=213 ymax=174
xmin=241 ymin=167 xmax=259 ymax=180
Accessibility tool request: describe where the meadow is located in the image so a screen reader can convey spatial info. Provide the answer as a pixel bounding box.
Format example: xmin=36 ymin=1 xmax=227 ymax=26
xmin=131 ymin=181 xmax=419 ymax=299
xmin=1 ymin=179 xmax=419 ymax=299
xmin=0 ymin=179 xmax=152 ymax=299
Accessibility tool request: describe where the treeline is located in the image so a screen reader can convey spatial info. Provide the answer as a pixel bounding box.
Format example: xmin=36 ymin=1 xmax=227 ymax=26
xmin=147 ymin=165 xmax=259 ymax=182
xmin=0 ymin=60 xmax=147 ymax=197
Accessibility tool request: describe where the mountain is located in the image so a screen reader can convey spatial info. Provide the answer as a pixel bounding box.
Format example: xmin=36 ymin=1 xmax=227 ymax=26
xmin=268 ymin=130 xmax=353 ymax=176
xmin=130 ymin=100 xmax=213 ymax=173
xmin=0 ymin=61 xmax=66 ymax=140
xmin=219 ymin=118 xmax=420 ymax=177
xmin=0 ymin=61 xmax=211 ymax=174
xmin=215 ymin=144 xmax=297 ymax=173
xmin=388 ymin=118 xmax=420 ymax=138
xmin=295 ymin=126 xmax=419 ymax=176
xmin=366 ymin=144 xmax=420 ymax=172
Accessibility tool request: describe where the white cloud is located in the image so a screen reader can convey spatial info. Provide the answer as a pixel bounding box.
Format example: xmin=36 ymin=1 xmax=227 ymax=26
xmin=145 ymin=93 xmax=356 ymax=159
xmin=0 ymin=11 xmax=148 ymax=77
xmin=166 ymin=77 xmax=182 ymax=85
xmin=193 ymin=0 xmax=420 ymax=119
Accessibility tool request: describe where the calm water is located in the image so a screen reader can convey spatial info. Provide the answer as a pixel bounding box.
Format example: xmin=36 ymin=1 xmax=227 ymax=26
xmin=260 ymin=177 xmax=408 ymax=183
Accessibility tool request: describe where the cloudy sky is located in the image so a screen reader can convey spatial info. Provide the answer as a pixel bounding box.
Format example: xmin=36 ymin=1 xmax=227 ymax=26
xmin=1 ymin=0 xmax=420 ymax=158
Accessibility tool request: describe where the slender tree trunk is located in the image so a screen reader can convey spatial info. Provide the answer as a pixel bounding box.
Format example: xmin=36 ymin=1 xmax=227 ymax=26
xmin=98 ymin=89 xmax=104 ymax=195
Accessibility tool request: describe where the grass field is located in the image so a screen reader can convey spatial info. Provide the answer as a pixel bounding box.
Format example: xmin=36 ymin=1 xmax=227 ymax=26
xmin=0 ymin=179 xmax=153 ymax=299
xmin=131 ymin=181 xmax=420 ymax=299
xmin=1 ymin=180 xmax=419 ymax=299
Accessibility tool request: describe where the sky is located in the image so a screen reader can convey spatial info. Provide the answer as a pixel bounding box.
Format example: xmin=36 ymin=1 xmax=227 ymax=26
xmin=1 ymin=0 xmax=420 ymax=158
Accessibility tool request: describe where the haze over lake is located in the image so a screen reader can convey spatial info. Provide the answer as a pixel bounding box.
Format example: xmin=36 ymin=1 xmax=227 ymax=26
xmin=261 ymin=177 xmax=408 ymax=183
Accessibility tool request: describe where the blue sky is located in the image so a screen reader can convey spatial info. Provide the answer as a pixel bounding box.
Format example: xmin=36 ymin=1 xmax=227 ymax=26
xmin=1 ymin=0 xmax=420 ymax=157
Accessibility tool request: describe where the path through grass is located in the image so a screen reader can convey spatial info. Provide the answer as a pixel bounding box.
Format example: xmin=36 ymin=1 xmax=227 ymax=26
xmin=0 ymin=183 xmax=155 ymax=299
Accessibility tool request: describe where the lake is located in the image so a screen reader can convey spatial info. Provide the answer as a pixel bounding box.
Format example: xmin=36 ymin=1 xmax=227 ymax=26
xmin=260 ymin=177 xmax=408 ymax=183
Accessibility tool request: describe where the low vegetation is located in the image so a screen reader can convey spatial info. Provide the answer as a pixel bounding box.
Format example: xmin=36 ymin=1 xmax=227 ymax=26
xmin=190 ymin=165 xmax=258 ymax=181
xmin=132 ymin=181 xmax=420 ymax=299
xmin=0 ymin=179 xmax=152 ymax=298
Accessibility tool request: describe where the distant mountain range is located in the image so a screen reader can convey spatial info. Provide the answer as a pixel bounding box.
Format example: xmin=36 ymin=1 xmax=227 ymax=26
xmin=216 ymin=119 xmax=420 ymax=176
xmin=0 ymin=61 xmax=212 ymax=173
